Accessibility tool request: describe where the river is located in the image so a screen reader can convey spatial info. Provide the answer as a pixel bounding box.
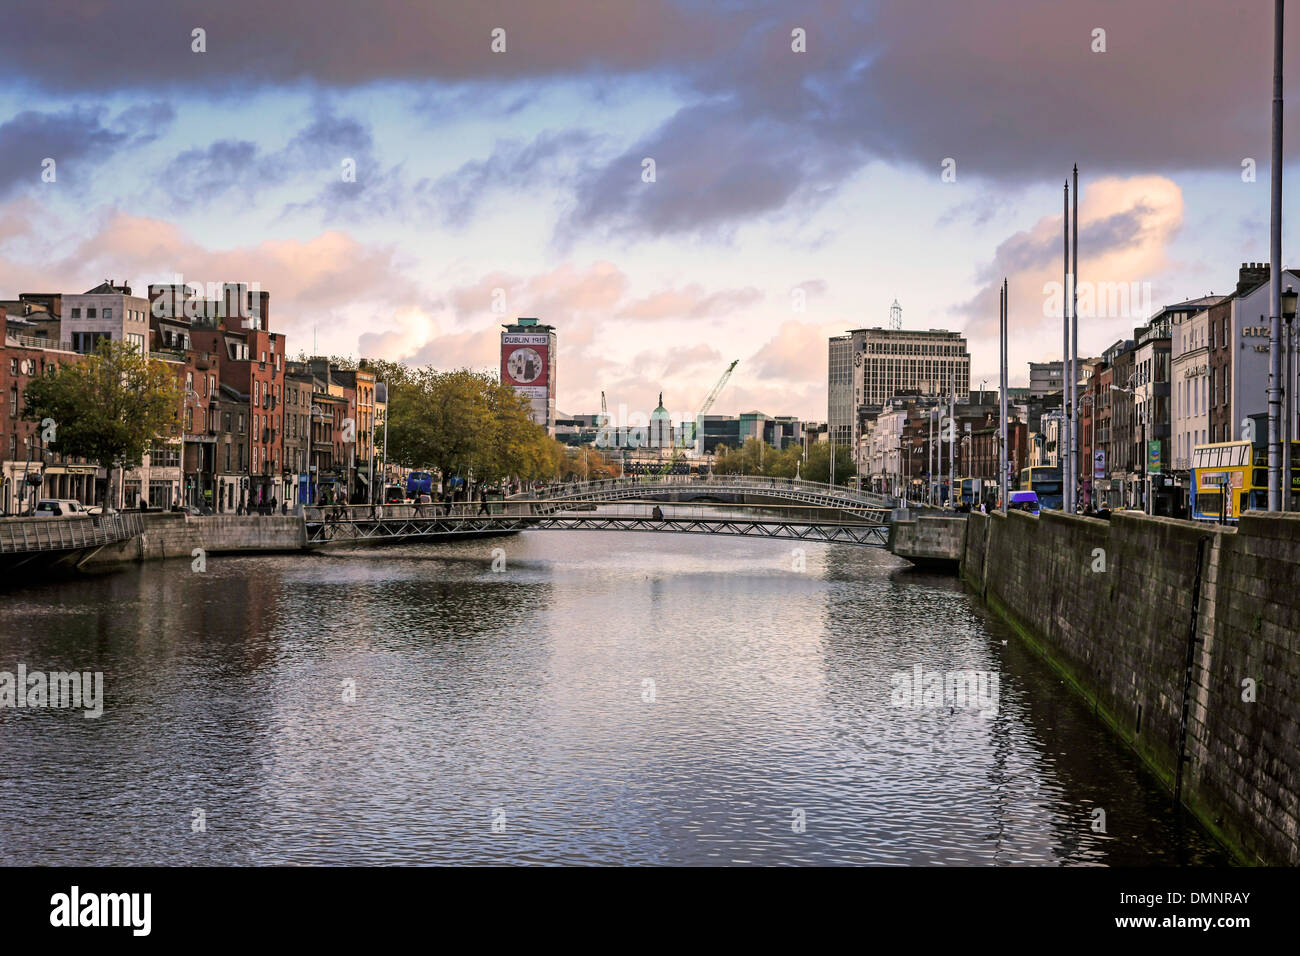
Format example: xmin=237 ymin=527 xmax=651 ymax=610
xmin=0 ymin=525 xmax=1228 ymax=865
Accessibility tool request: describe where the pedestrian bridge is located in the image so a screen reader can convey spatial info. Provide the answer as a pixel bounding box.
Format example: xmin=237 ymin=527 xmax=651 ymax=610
xmin=0 ymin=513 xmax=145 ymax=575
xmin=513 ymin=474 xmax=897 ymax=515
xmin=303 ymin=495 xmax=892 ymax=548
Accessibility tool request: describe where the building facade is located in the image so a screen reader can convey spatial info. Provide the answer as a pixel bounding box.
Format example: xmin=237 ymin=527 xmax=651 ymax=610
xmin=829 ymin=326 xmax=970 ymax=462
xmin=500 ymin=317 xmax=557 ymax=435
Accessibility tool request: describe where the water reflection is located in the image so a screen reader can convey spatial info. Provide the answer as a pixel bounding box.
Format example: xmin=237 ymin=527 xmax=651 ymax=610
xmin=0 ymin=529 xmax=1226 ymax=865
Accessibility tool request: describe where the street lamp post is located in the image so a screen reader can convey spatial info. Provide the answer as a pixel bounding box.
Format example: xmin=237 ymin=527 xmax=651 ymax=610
xmin=305 ymin=403 xmax=324 ymax=512
xmin=1282 ymin=287 xmax=1298 ymax=511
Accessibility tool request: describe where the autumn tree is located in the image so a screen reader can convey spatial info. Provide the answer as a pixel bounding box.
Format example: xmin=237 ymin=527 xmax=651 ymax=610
xmin=22 ymin=339 xmax=184 ymax=507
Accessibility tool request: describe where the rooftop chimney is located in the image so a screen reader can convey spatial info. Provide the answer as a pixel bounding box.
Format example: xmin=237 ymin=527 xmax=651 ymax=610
xmin=1237 ymin=262 xmax=1270 ymax=297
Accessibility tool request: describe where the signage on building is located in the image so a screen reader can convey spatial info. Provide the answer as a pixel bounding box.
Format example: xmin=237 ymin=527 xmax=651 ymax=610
xmin=500 ymin=326 xmax=556 ymax=432
xmin=1093 ymin=449 xmax=1106 ymax=478
xmin=501 ymin=335 xmax=550 ymax=400
xmin=1147 ymin=440 xmax=1161 ymax=475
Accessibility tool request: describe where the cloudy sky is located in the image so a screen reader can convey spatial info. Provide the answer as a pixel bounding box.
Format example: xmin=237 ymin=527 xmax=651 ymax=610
xmin=1 ymin=0 xmax=1297 ymax=420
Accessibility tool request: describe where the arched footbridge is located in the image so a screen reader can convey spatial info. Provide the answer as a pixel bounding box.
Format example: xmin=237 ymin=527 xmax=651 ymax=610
xmin=305 ymin=477 xmax=899 ymax=548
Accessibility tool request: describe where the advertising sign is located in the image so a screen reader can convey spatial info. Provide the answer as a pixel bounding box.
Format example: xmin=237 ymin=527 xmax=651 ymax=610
xmin=1146 ymin=439 xmax=1161 ymax=475
xmin=501 ymin=341 xmax=549 ymax=395
xmin=1093 ymin=449 xmax=1106 ymax=478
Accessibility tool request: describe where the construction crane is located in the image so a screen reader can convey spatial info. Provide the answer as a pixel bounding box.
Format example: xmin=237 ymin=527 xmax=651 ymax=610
xmin=687 ymin=359 xmax=739 ymax=459
xmin=647 ymin=360 xmax=739 ymax=479
xmin=600 ymin=390 xmax=609 ymax=426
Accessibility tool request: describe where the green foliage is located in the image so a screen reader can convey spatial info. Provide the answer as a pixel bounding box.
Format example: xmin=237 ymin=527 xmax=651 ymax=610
xmin=385 ymin=367 xmax=565 ymax=483
xmin=21 ymin=339 xmax=183 ymax=469
xmin=801 ymin=442 xmax=855 ymax=485
xmin=711 ymin=438 xmax=849 ymax=483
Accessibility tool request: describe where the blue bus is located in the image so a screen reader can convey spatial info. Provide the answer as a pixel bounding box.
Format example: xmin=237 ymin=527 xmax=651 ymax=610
xmin=405 ymin=471 xmax=433 ymax=498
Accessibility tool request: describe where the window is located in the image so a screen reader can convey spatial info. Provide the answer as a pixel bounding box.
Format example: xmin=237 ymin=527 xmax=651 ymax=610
xmin=104 ymin=308 xmax=112 ymax=319
xmin=86 ymin=307 xmax=96 ymax=318
xmin=9 ymin=359 xmax=16 ymax=375
xmin=9 ymin=386 xmax=16 ymax=418
xmin=70 ymin=307 xmax=81 ymax=318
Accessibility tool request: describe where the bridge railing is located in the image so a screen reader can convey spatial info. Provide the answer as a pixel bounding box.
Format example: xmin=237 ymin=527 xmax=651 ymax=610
xmin=304 ymin=499 xmax=888 ymax=526
xmin=506 ymin=474 xmax=898 ymax=508
xmin=0 ymin=513 xmax=144 ymax=554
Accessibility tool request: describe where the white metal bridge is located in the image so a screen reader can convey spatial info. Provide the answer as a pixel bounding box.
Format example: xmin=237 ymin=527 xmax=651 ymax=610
xmin=303 ymin=493 xmax=893 ymax=548
xmin=511 ymin=474 xmax=897 ymax=514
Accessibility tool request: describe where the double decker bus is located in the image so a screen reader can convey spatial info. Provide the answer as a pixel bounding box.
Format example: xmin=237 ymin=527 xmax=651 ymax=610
xmin=954 ymin=477 xmax=988 ymax=509
xmin=1018 ymin=466 xmax=1063 ymax=511
xmin=1190 ymin=440 xmax=1300 ymax=522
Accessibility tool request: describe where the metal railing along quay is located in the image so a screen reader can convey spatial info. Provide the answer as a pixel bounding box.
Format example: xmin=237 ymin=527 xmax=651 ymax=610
xmin=0 ymin=513 xmax=145 ymax=554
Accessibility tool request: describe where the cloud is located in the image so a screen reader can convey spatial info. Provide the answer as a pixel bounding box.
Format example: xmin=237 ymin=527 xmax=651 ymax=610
xmin=0 ymin=104 xmax=174 ymax=198
xmin=562 ymin=99 xmax=858 ymax=241
xmin=0 ymin=209 xmax=433 ymax=349
xmin=9 ymin=2 xmax=1295 ymax=239
xmin=630 ymin=343 xmax=722 ymax=377
xmin=430 ymin=129 xmax=598 ymax=227
xmin=955 ymin=175 xmax=1184 ymax=384
xmin=747 ymin=319 xmax=839 ymax=382
xmin=0 ymin=0 xmax=732 ymax=92
xmin=617 ymin=281 xmax=763 ymax=321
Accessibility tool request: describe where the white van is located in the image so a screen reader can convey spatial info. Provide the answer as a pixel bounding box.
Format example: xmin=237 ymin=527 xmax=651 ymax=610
xmin=32 ymin=498 xmax=88 ymax=518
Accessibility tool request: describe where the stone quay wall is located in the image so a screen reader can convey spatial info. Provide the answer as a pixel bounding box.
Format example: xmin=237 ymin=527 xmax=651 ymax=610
xmin=961 ymin=509 xmax=1300 ymax=865
xmin=82 ymin=513 xmax=305 ymax=568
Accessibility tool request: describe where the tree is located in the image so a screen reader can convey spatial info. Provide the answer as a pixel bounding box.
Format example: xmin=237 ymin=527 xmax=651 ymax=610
xmin=712 ymin=439 xmax=801 ymax=479
xmin=22 ymin=339 xmax=183 ymax=507
xmin=385 ymin=367 xmax=558 ymax=486
xmin=802 ymin=442 xmax=855 ymax=485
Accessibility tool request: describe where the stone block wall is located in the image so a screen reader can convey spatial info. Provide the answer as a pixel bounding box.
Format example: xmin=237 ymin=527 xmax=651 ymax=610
xmin=962 ymin=509 xmax=1300 ymax=864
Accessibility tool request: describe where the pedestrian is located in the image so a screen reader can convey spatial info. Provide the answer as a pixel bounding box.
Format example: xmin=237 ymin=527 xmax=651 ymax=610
xmin=478 ymin=487 xmax=489 ymax=516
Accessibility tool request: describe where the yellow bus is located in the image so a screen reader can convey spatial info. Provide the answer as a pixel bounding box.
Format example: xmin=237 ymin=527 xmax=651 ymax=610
xmin=954 ymin=477 xmax=987 ymax=509
xmin=1018 ymin=466 xmax=1063 ymax=510
xmin=1190 ymin=440 xmax=1300 ymax=522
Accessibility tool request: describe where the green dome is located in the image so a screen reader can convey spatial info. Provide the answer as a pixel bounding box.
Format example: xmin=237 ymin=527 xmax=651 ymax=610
xmin=650 ymin=392 xmax=669 ymax=420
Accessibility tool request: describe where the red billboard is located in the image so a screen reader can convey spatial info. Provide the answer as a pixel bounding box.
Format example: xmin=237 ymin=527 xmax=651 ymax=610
xmin=501 ymin=335 xmax=549 ymax=398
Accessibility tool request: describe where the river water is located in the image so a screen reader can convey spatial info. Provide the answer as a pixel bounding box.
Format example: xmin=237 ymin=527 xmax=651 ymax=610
xmin=0 ymin=524 xmax=1228 ymax=865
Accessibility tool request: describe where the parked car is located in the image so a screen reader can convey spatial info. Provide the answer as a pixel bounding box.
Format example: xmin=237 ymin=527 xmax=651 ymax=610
xmin=383 ymin=484 xmax=405 ymax=504
xmin=416 ymin=493 xmax=433 ymax=504
xmin=1008 ymin=490 xmax=1041 ymax=516
xmin=32 ymin=498 xmax=88 ymax=518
